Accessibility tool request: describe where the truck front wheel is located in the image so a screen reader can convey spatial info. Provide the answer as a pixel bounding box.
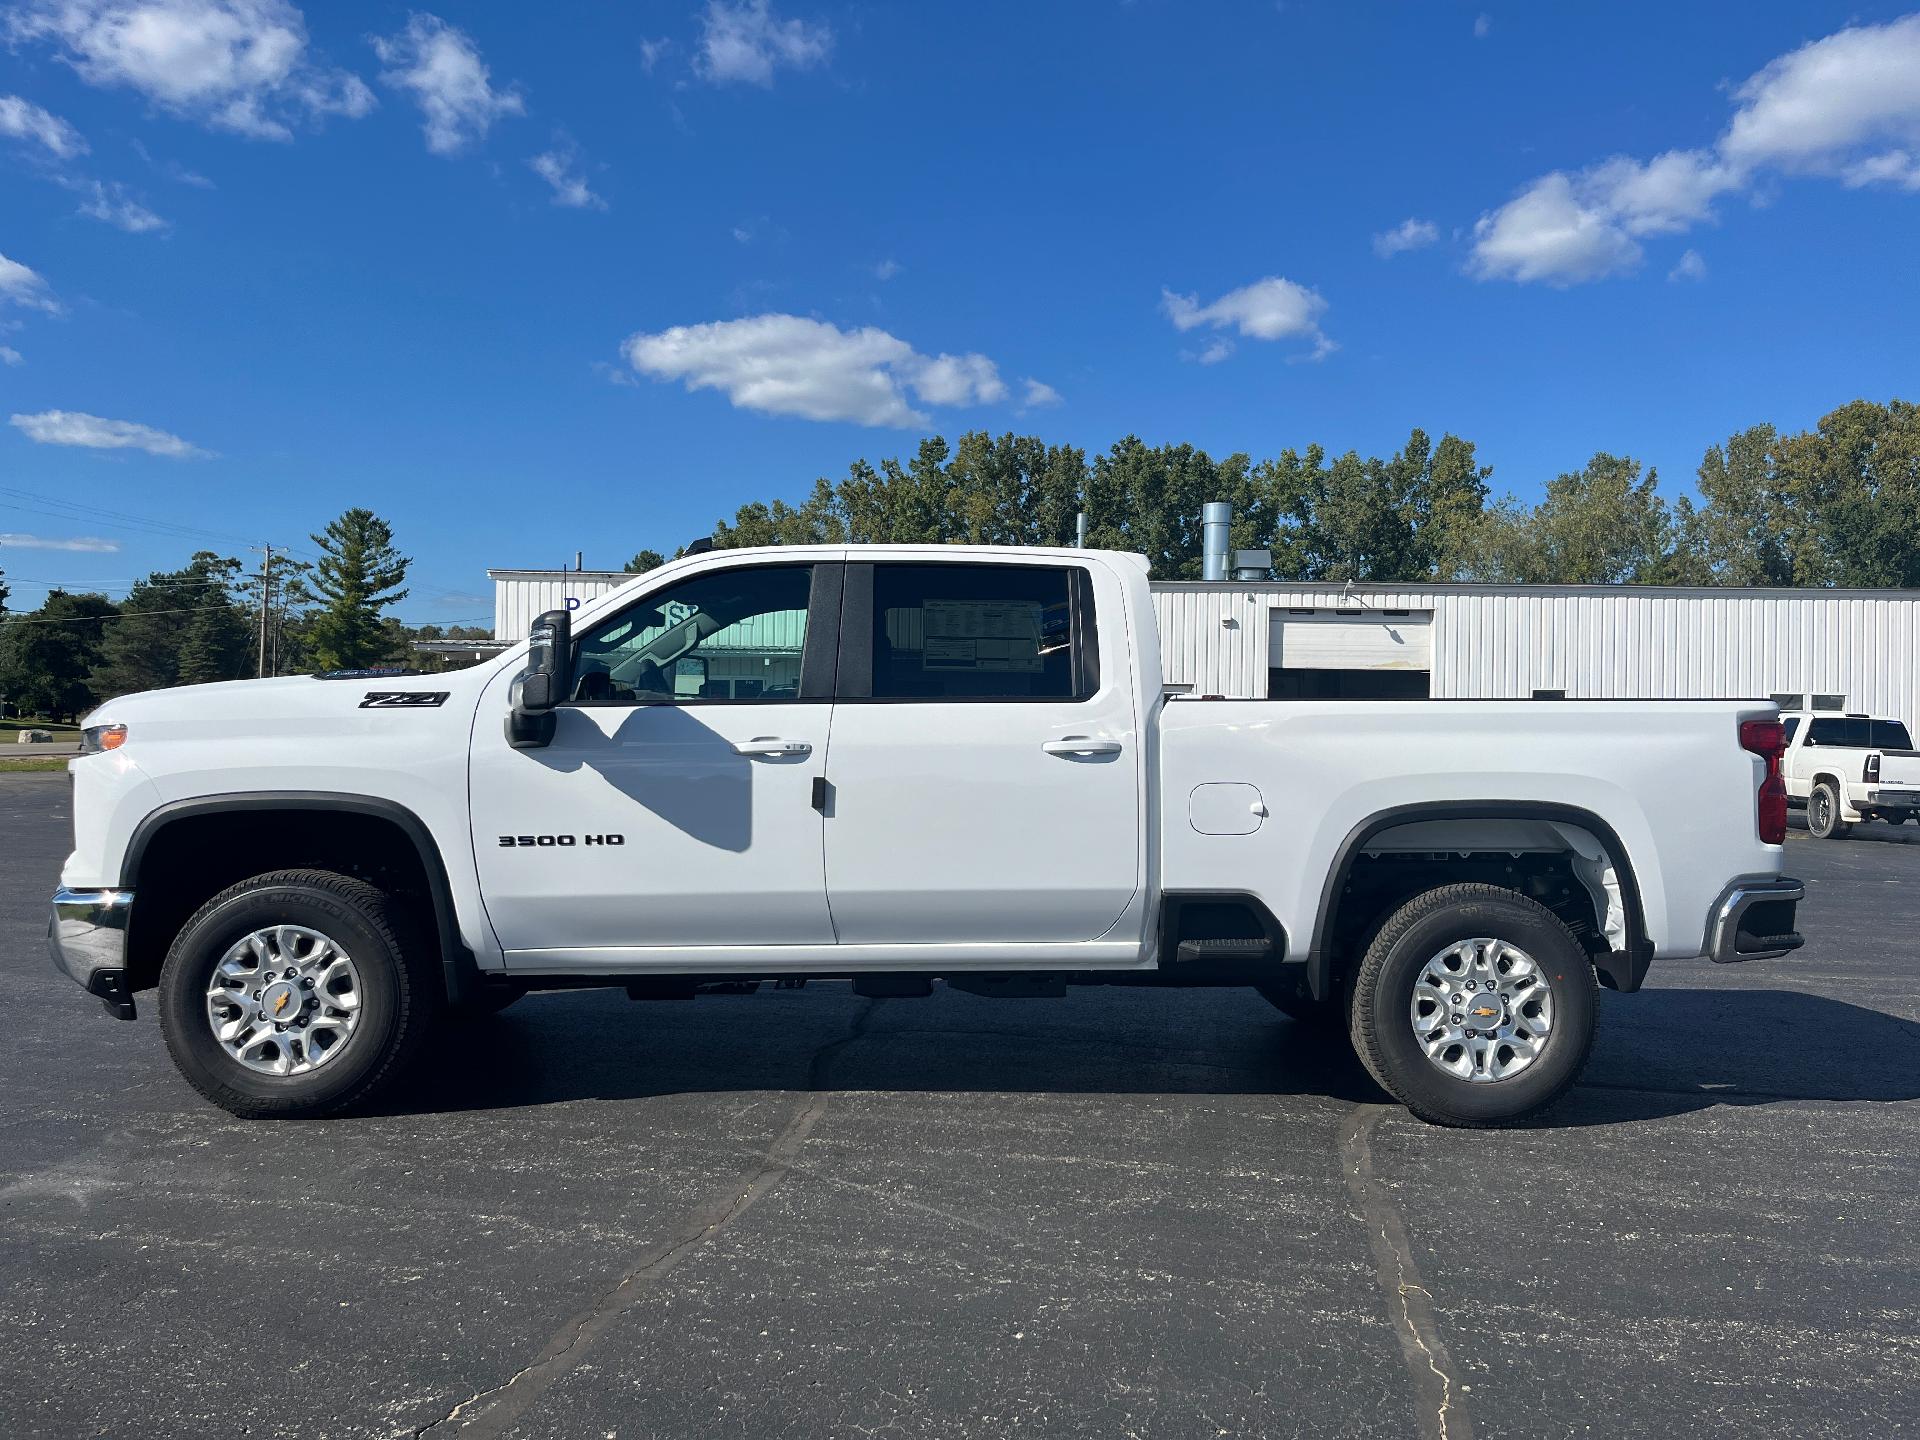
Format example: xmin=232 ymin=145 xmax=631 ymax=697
xmin=1347 ymin=884 xmax=1598 ymax=1127
xmin=157 ymin=869 xmax=440 ymax=1120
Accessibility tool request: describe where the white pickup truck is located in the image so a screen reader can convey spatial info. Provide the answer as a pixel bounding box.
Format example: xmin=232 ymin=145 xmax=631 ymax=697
xmin=51 ymin=545 xmax=1804 ymax=1127
xmin=1781 ymin=707 xmax=1920 ymax=838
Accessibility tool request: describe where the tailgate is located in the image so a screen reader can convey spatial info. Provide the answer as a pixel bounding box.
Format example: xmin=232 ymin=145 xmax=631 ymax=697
xmin=1874 ymin=751 xmax=1920 ymax=789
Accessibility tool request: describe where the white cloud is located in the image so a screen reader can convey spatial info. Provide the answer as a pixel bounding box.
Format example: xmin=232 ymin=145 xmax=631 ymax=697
xmin=1473 ymin=13 xmax=1490 ymax=39
xmin=697 ymin=0 xmax=831 ymax=87
xmin=1019 ymin=378 xmax=1062 ymax=410
xmin=0 ymin=93 xmax=88 ymax=157
xmin=1192 ymin=337 xmax=1233 ymax=365
xmin=6 ymin=0 xmax=373 ymax=140
xmin=1468 ymin=172 xmax=1644 ymax=285
xmin=1668 ymin=248 xmax=1707 ymax=282
xmin=870 ymin=257 xmax=902 ymax=281
xmin=10 ymin=409 xmax=211 ymax=457
xmin=1161 ymin=275 xmax=1334 ymax=359
xmin=0 ymin=532 xmax=122 ymax=551
xmin=1721 ymin=15 xmax=1920 ymax=178
xmin=1372 ymin=217 xmax=1437 ymax=257
xmin=638 ymin=36 xmax=670 ymax=73
xmin=902 ymin=351 xmax=1006 ymax=407
xmin=622 ymin=314 xmax=1018 ymax=427
xmin=59 ymin=175 xmax=168 ymax=232
xmin=372 ymin=13 xmax=523 ymax=156
xmin=1470 ymin=14 xmax=1920 ymax=284
xmin=529 ymin=138 xmax=605 ymax=210
xmin=0 ymin=253 xmax=62 ymax=314
xmin=0 ymin=346 xmax=22 ymax=365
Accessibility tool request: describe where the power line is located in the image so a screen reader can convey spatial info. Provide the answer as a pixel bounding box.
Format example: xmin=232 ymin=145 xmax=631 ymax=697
xmin=0 ymin=603 xmax=235 ymax=626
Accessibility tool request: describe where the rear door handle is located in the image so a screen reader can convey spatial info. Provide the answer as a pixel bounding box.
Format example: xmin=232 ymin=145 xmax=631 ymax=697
xmin=1042 ymin=736 xmax=1122 ymax=757
xmin=733 ymin=738 xmax=813 ymax=757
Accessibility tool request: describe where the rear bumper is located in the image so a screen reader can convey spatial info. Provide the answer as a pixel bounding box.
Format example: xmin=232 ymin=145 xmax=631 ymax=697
xmin=1863 ymin=788 xmax=1920 ymax=809
xmin=1707 ymin=878 xmax=1804 ymax=964
xmin=48 ymin=888 xmax=138 ymax=1019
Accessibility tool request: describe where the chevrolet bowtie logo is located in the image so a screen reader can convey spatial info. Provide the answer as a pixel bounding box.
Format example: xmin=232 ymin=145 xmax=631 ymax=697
xmin=1471 ymin=1004 xmax=1499 ymax=1018
xmin=273 ymin=991 xmax=293 ymax=1016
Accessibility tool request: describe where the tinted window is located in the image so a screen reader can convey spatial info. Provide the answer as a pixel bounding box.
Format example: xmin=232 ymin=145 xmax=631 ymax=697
xmin=1782 ymin=717 xmax=1801 ymax=745
xmin=870 ymin=564 xmax=1083 ymax=700
xmin=1806 ymin=718 xmax=1849 ymax=747
xmin=1804 ymin=716 xmax=1914 ymax=749
xmin=570 ymin=565 xmax=811 ymax=704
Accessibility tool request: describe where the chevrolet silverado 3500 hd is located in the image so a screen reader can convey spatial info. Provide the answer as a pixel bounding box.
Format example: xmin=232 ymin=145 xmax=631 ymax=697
xmin=50 ymin=545 xmax=1805 ymax=1126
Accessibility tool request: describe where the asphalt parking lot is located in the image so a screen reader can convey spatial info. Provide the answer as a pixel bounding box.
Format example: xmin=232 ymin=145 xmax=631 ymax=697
xmin=2 ymin=772 xmax=1916 ymax=1440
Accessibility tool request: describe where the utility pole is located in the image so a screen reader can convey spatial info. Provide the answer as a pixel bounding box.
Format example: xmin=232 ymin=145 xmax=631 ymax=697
xmin=255 ymin=543 xmax=273 ymax=678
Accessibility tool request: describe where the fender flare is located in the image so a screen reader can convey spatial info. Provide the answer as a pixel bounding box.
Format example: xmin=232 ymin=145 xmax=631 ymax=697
xmin=121 ymin=791 xmax=479 ymax=1006
xmin=1306 ymin=800 xmax=1651 ymax=999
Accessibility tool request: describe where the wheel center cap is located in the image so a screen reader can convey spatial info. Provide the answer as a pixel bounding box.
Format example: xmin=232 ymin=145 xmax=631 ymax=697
xmin=1466 ymin=997 xmax=1504 ymax=1025
xmin=263 ymin=980 xmax=300 ymax=1021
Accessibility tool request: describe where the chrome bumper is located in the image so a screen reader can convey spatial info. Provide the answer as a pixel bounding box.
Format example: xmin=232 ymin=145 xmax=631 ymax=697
xmin=49 ymin=888 xmax=138 ymax=1019
xmin=1708 ymin=878 xmax=1805 ymax=965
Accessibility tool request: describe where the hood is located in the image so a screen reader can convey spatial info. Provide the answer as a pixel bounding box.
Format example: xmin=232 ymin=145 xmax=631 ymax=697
xmin=83 ymin=666 xmax=501 ymax=731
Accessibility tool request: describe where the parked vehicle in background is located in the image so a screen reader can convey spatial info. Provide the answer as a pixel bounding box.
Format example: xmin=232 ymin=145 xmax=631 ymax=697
xmin=51 ymin=545 xmax=1804 ymax=1129
xmin=1780 ymin=705 xmax=1920 ymax=838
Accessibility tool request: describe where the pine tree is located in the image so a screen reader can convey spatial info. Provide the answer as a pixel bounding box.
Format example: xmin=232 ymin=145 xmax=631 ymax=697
xmin=302 ymin=509 xmax=411 ymax=672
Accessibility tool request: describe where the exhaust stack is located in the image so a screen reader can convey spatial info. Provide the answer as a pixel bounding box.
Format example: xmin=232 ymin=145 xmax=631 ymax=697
xmin=1202 ymin=501 xmax=1231 ymax=581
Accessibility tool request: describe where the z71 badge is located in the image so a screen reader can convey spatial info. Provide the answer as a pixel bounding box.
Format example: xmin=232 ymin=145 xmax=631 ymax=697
xmin=360 ymin=691 xmax=450 ymax=708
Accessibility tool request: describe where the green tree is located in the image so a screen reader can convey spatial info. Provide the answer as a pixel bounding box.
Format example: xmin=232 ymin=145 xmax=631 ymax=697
xmin=302 ymin=509 xmax=412 ymax=672
xmin=624 ymin=549 xmax=667 ymax=574
xmin=91 ymin=552 xmax=249 ymax=697
xmin=1780 ymin=398 xmax=1920 ymax=587
xmin=1486 ymin=453 xmax=1676 ymax=584
xmin=0 ymin=590 xmax=119 ymax=720
xmin=0 ymin=563 xmax=10 ymax=616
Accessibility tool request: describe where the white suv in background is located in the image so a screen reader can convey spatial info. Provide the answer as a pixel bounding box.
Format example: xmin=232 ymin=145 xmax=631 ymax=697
xmin=1781 ymin=708 xmax=1920 ymax=838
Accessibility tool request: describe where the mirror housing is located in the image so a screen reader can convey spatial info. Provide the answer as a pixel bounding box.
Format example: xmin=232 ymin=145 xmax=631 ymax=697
xmin=507 ymin=609 xmax=571 ymax=749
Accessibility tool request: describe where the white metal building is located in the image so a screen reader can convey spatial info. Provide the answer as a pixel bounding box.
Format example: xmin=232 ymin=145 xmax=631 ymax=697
xmin=476 ymin=567 xmax=1920 ymax=726
xmin=1155 ymin=580 xmax=1920 ymax=722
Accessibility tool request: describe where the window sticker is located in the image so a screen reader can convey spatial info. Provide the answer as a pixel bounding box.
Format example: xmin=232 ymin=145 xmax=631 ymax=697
xmin=920 ymin=599 xmax=1043 ymax=672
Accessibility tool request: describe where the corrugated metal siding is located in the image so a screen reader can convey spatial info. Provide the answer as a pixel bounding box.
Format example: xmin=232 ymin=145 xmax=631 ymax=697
xmin=492 ymin=572 xmax=630 ymax=642
xmin=1153 ymin=583 xmax=1920 ymax=724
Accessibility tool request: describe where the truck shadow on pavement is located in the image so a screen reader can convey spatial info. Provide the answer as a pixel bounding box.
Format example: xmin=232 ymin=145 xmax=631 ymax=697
xmin=384 ymin=982 xmax=1920 ymax=1129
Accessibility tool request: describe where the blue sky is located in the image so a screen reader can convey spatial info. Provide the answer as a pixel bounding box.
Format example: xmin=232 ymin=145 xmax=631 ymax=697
xmin=3 ymin=1 xmax=1918 ymax=624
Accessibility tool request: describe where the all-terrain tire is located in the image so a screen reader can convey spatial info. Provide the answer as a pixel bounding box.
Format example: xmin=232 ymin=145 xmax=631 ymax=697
xmin=1808 ymin=781 xmax=1851 ymax=840
xmin=158 ymin=869 xmax=441 ymax=1119
xmin=1347 ymin=883 xmax=1598 ymax=1128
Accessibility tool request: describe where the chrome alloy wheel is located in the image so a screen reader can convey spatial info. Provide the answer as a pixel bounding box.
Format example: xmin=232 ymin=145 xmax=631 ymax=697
xmin=204 ymin=925 xmax=363 ymax=1077
xmin=1407 ymin=937 xmax=1555 ymax=1083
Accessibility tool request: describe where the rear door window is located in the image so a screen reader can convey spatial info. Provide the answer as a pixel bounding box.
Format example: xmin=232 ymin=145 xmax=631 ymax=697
xmin=867 ymin=564 xmax=1089 ymax=701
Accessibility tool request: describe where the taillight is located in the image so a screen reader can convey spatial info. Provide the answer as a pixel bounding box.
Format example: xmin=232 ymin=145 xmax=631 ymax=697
xmin=1740 ymin=718 xmax=1787 ymax=845
xmin=1865 ymin=753 xmax=1881 ymax=783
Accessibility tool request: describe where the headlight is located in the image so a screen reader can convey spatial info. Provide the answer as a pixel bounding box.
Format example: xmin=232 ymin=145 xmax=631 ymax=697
xmin=80 ymin=724 xmax=127 ymax=754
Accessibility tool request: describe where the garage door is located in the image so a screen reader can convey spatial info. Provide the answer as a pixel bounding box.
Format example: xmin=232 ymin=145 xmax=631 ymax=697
xmin=1272 ymin=610 xmax=1432 ymax=670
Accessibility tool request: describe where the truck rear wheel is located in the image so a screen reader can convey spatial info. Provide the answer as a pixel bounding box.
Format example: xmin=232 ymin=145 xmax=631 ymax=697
xmin=157 ymin=869 xmax=440 ymax=1120
xmin=1347 ymin=884 xmax=1597 ymax=1127
xmin=1808 ymin=781 xmax=1851 ymax=840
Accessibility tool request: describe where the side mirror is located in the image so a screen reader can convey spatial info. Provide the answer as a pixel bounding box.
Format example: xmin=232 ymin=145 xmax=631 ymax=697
xmin=507 ymin=609 xmax=572 ymax=749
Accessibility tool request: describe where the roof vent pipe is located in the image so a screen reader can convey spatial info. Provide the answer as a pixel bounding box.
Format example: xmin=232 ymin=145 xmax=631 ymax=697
xmin=1202 ymin=502 xmax=1231 ymax=581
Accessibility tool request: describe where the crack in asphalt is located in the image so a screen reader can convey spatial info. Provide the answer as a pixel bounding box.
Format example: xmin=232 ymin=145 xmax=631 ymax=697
xmin=411 ymin=1000 xmax=879 ymax=1438
xmin=1339 ymin=1103 xmax=1473 ymax=1440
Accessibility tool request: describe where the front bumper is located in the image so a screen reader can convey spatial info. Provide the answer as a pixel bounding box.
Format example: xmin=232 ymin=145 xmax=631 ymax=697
xmin=1707 ymin=877 xmax=1805 ymax=964
xmin=49 ymin=888 xmax=138 ymax=1019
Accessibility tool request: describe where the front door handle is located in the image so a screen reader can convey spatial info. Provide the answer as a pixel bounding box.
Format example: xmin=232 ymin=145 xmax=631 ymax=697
xmin=733 ymin=738 xmax=813 ymax=757
xmin=1042 ymin=736 xmax=1122 ymax=757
